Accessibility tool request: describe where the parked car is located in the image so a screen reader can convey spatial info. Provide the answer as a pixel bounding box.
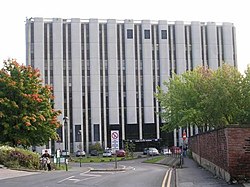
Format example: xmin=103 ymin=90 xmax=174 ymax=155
xmin=61 ymin=150 xmax=70 ymax=157
xmin=143 ymin=148 xmax=149 ymax=155
xmin=147 ymin=147 xmax=160 ymax=156
xmin=116 ymin=149 xmax=126 ymax=157
xmin=103 ymin=149 xmax=112 ymax=157
xmin=75 ymin=150 xmax=86 ymax=157
xmin=105 ymin=148 xmax=116 ymax=155
xmin=161 ymin=148 xmax=172 ymax=155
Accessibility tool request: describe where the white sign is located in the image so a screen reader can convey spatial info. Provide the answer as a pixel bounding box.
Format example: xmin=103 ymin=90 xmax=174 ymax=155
xmin=42 ymin=149 xmax=51 ymax=155
xmin=111 ymin=130 xmax=119 ymax=151
xmin=56 ymin=149 xmax=61 ymax=158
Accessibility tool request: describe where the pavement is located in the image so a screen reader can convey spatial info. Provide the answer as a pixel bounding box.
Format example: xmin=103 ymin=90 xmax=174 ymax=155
xmin=0 ymin=167 xmax=38 ymax=180
xmin=176 ymin=156 xmax=249 ymax=187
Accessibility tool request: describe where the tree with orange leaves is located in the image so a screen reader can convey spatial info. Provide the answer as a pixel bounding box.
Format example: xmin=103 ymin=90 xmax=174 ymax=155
xmin=0 ymin=59 xmax=61 ymax=147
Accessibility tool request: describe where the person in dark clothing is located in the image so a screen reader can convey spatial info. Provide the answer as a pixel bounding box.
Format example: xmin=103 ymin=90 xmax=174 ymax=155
xmin=41 ymin=150 xmax=51 ymax=171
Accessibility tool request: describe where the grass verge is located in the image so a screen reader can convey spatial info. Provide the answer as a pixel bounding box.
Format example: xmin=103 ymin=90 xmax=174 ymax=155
xmin=73 ymin=156 xmax=131 ymax=163
xmin=143 ymin=156 xmax=165 ymax=163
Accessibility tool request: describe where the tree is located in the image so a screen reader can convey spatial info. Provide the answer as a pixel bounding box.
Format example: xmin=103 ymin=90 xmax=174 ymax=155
xmin=89 ymin=142 xmax=103 ymax=152
xmin=155 ymin=64 xmax=248 ymax=132
xmin=240 ymin=66 xmax=250 ymax=124
xmin=202 ymin=64 xmax=243 ymax=126
xmin=124 ymin=141 xmax=135 ymax=158
xmin=0 ymin=59 xmax=61 ymax=147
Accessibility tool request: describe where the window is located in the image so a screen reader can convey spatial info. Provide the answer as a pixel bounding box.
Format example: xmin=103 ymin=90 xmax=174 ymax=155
xmin=75 ymin=125 xmax=81 ymax=142
xmin=144 ymin=30 xmax=150 ymax=39
xmin=94 ymin=124 xmax=100 ymax=141
xmin=161 ymin=30 xmax=167 ymax=39
xmin=127 ymin=29 xmax=133 ymax=39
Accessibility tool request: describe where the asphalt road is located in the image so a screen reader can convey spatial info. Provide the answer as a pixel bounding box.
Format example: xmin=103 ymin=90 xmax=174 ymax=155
xmin=0 ymin=158 xmax=173 ymax=187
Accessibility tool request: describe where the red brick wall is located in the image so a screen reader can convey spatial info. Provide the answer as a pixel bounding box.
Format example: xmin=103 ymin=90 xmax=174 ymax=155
xmin=189 ymin=127 xmax=250 ymax=180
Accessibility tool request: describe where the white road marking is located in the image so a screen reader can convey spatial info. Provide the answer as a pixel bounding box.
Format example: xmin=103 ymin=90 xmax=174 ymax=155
xmin=58 ymin=173 xmax=102 ymax=184
xmin=57 ymin=176 xmax=75 ymax=183
xmin=57 ymin=165 xmax=136 ymax=184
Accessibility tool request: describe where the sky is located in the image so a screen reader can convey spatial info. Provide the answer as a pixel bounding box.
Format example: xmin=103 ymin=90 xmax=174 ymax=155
xmin=0 ymin=0 xmax=249 ymax=73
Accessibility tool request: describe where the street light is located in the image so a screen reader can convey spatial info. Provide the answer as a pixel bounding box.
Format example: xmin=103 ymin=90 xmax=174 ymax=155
xmin=63 ymin=116 xmax=69 ymax=171
xmin=63 ymin=116 xmax=69 ymax=154
xmin=78 ymin=130 xmax=83 ymax=167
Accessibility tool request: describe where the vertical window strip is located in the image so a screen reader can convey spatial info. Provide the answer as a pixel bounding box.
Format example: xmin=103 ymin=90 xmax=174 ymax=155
xmin=134 ymin=25 xmax=138 ymax=61
xmin=204 ymin=26 xmax=208 ymax=67
xmin=99 ymin=24 xmax=103 ymax=60
xmin=136 ymin=24 xmax=142 ymax=128
xmin=189 ymin=25 xmax=193 ymax=70
xmin=81 ymin=24 xmax=86 ymax=110
xmin=185 ymin=26 xmax=191 ymax=71
xmin=44 ymin=24 xmax=48 ymax=84
xmin=81 ymin=24 xmax=85 ymax=61
xmin=201 ymin=26 xmax=207 ymax=67
xmin=49 ymin=23 xmax=53 ymax=85
xmin=139 ymin=24 xmax=143 ymax=121
xmin=30 ymin=22 xmax=35 ymax=67
xmin=172 ymin=26 xmax=176 ymax=74
xmin=168 ymin=25 xmax=172 ymax=77
xmin=68 ymin=24 xmax=73 ymax=147
xmin=104 ymin=24 xmax=108 ymax=61
xmin=118 ymin=24 xmax=124 ymax=126
xmin=122 ymin=24 xmax=126 ymax=125
xmin=217 ymin=27 xmax=223 ymax=66
xmin=232 ymin=27 xmax=237 ymax=66
xmin=168 ymin=25 xmax=175 ymax=76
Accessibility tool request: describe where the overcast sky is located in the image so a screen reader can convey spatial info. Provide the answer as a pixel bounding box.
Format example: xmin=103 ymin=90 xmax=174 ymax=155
xmin=0 ymin=0 xmax=249 ymax=73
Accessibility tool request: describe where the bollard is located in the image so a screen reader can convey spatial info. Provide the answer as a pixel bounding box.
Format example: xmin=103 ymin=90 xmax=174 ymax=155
xmin=180 ymin=154 xmax=183 ymax=168
xmin=65 ymin=158 xmax=68 ymax=171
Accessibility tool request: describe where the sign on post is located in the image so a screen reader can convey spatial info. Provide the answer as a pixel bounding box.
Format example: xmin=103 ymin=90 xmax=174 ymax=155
xmin=111 ymin=130 xmax=119 ymax=151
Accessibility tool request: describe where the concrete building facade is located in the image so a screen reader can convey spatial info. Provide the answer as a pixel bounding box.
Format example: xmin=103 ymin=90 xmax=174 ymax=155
xmin=25 ymin=18 xmax=237 ymax=153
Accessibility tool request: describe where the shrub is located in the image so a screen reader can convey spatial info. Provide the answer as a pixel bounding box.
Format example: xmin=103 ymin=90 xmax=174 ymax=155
xmin=0 ymin=145 xmax=40 ymax=169
xmin=89 ymin=142 xmax=102 ymax=152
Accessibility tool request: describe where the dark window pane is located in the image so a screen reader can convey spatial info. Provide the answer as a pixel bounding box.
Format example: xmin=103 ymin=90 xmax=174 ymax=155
xmin=161 ymin=30 xmax=167 ymax=39
xmin=75 ymin=125 xmax=81 ymax=142
xmin=127 ymin=29 xmax=133 ymax=39
xmin=94 ymin=124 xmax=100 ymax=141
xmin=144 ymin=30 xmax=150 ymax=39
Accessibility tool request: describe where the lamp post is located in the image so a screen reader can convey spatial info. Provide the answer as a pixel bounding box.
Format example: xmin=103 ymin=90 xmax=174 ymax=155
xmin=78 ymin=130 xmax=83 ymax=167
xmin=63 ymin=116 xmax=69 ymax=171
xmin=63 ymin=116 xmax=69 ymax=152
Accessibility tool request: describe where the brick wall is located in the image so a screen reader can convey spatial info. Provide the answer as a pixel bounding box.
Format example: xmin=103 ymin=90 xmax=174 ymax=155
xmin=189 ymin=126 xmax=250 ymax=181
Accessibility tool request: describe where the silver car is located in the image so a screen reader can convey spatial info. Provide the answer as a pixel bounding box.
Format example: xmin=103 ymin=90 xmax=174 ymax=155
xmin=103 ymin=149 xmax=112 ymax=157
xmin=148 ymin=147 xmax=159 ymax=156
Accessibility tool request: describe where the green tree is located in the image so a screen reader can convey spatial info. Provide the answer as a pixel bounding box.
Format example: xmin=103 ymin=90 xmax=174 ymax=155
xmin=124 ymin=141 xmax=135 ymax=158
xmin=240 ymin=66 xmax=250 ymax=124
xmin=202 ymin=64 xmax=243 ymax=126
xmin=89 ymin=142 xmax=103 ymax=152
xmin=156 ymin=64 xmax=248 ymax=132
xmin=0 ymin=59 xmax=61 ymax=147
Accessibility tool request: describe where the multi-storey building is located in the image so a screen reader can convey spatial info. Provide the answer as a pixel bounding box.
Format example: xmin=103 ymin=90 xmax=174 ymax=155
xmin=25 ymin=18 xmax=237 ymax=153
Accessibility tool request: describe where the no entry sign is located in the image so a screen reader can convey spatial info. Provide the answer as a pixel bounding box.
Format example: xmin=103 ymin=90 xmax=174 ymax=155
xmin=112 ymin=131 xmax=119 ymax=139
xmin=111 ymin=130 xmax=119 ymax=150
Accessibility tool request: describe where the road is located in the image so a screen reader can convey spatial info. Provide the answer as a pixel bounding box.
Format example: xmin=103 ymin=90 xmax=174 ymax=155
xmin=0 ymin=158 xmax=174 ymax=187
